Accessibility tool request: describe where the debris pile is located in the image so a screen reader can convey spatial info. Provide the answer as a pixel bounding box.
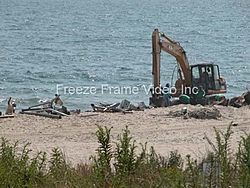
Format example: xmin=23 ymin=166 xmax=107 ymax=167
xmin=227 ymin=90 xmax=250 ymax=108
xmin=169 ymin=106 xmax=221 ymax=120
xmin=91 ymin=99 xmax=146 ymax=113
xmin=188 ymin=107 xmax=221 ymax=119
xmin=19 ymin=94 xmax=70 ymax=119
xmin=2 ymin=89 xmax=249 ymax=119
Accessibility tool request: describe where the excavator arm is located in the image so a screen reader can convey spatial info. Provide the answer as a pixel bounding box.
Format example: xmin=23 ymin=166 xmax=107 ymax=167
xmin=152 ymin=29 xmax=191 ymax=92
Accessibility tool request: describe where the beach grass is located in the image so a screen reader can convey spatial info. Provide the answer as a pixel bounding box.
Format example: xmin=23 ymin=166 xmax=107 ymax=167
xmin=0 ymin=124 xmax=250 ymax=188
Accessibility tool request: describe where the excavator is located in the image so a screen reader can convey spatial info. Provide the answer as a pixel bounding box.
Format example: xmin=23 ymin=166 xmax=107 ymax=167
xmin=149 ymin=29 xmax=227 ymax=107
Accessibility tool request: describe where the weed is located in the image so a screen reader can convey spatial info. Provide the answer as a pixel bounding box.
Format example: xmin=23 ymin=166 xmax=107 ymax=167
xmin=114 ymin=126 xmax=137 ymax=176
xmin=2 ymin=124 xmax=250 ymax=187
xmin=237 ymin=132 xmax=250 ymax=187
xmin=90 ymin=125 xmax=113 ymax=187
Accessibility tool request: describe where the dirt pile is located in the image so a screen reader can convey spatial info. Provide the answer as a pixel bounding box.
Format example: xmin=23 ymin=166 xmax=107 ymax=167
xmin=169 ymin=106 xmax=221 ymax=119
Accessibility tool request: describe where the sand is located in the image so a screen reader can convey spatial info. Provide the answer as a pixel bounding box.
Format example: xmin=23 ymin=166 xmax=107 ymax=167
xmin=1 ymin=104 xmax=250 ymax=166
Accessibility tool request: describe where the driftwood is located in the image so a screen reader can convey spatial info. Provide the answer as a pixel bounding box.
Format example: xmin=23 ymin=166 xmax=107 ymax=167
xmin=21 ymin=107 xmax=50 ymax=112
xmin=91 ymin=104 xmax=106 ymax=112
xmin=21 ymin=106 xmax=69 ymax=119
xmin=20 ymin=111 xmax=62 ymax=119
xmin=99 ymin=103 xmax=113 ymax=107
xmin=19 ymin=94 xmax=69 ymax=118
xmin=21 ymin=107 xmax=69 ymax=116
xmin=27 ymin=102 xmax=51 ymax=109
xmin=20 ymin=107 xmax=69 ymax=118
xmin=91 ymin=100 xmax=144 ymax=113
xmin=47 ymin=109 xmax=69 ymax=116
xmin=0 ymin=115 xmax=15 ymax=119
xmin=104 ymin=103 xmax=120 ymax=112
xmin=91 ymin=103 xmax=121 ymax=113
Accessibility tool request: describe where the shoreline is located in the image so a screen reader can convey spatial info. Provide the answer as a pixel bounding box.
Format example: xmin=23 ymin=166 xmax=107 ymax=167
xmin=1 ymin=104 xmax=250 ymax=165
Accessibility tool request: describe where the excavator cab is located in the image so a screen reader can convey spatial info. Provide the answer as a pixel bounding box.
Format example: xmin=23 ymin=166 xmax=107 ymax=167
xmin=190 ymin=63 xmax=226 ymax=94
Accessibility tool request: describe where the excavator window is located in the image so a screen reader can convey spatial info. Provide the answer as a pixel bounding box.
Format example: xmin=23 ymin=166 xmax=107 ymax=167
xmin=192 ymin=64 xmax=223 ymax=91
xmin=207 ymin=67 xmax=212 ymax=80
xmin=191 ymin=64 xmax=214 ymax=92
xmin=191 ymin=66 xmax=200 ymax=86
xmin=213 ymin=65 xmax=223 ymax=90
xmin=213 ymin=65 xmax=220 ymax=80
xmin=192 ymin=67 xmax=200 ymax=79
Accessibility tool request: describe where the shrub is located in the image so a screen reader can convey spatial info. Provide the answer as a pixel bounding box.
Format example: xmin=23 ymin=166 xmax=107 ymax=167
xmin=0 ymin=138 xmax=46 ymax=188
xmin=2 ymin=123 xmax=250 ymax=187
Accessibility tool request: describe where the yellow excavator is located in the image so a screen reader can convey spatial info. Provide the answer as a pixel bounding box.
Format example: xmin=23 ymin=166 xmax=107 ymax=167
xmin=149 ymin=29 xmax=227 ymax=107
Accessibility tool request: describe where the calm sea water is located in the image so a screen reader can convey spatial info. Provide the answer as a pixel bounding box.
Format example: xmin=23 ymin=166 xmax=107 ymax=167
xmin=0 ymin=0 xmax=249 ymax=112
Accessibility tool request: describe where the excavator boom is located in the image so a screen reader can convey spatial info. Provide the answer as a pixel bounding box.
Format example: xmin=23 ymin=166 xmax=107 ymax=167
xmin=152 ymin=29 xmax=191 ymax=93
xmin=159 ymin=37 xmax=191 ymax=86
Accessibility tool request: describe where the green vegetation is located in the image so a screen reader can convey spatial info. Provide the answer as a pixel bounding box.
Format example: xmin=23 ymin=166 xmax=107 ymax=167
xmin=0 ymin=124 xmax=250 ymax=187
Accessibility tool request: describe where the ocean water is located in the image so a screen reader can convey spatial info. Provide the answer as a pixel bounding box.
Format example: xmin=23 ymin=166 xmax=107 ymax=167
xmin=0 ymin=0 xmax=249 ymax=112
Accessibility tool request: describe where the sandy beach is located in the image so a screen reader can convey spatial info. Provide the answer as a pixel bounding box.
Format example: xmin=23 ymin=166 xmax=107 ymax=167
xmin=1 ymin=104 xmax=250 ymax=166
